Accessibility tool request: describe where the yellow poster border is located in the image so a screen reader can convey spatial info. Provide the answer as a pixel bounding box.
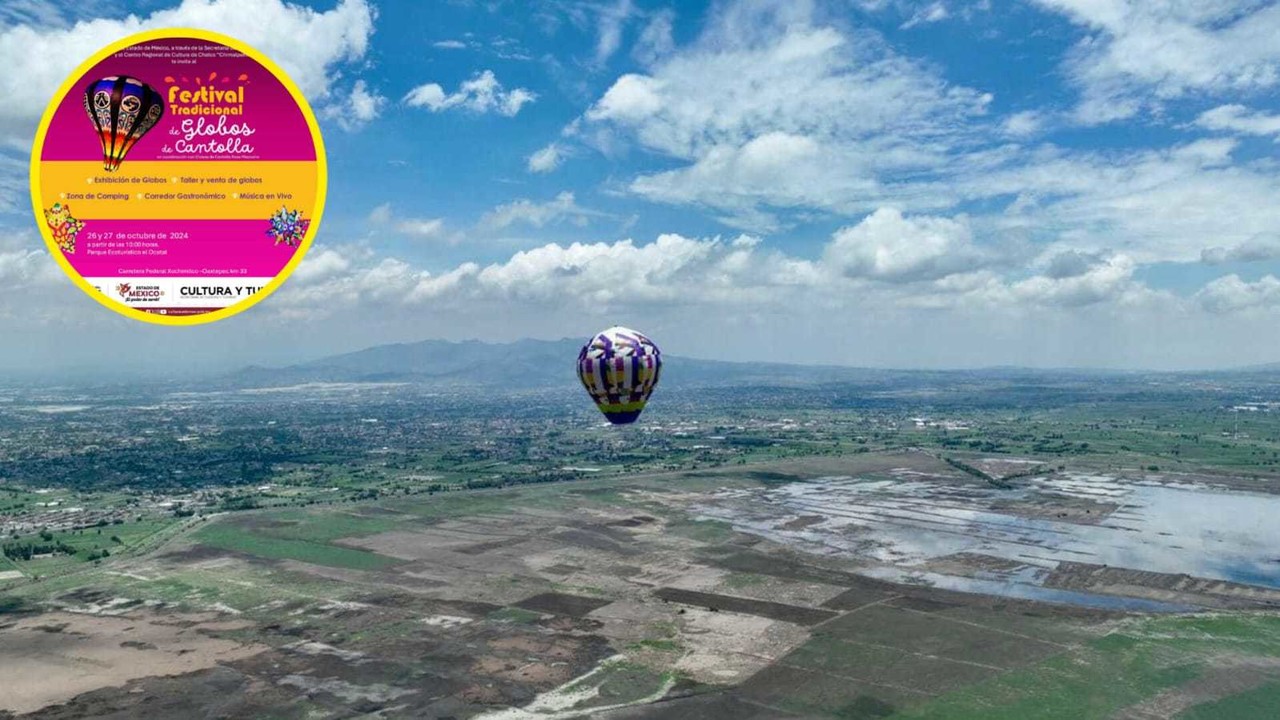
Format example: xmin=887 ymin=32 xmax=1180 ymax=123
xmin=29 ymin=28 xmax=328 ymax=327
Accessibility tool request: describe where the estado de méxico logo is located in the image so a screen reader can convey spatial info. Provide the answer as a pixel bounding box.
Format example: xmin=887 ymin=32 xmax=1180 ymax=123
xmin=115 ymin=282 xmax=163 ymax=302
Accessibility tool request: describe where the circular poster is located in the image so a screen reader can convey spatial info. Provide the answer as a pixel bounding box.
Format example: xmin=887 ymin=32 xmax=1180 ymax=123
xmin=30 ymin=29 xmax=326 ymax=324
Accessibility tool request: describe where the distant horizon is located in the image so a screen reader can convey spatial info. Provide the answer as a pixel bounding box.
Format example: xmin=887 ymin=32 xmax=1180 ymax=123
xmin=7 ymin=333 xmax=1278 ymax=385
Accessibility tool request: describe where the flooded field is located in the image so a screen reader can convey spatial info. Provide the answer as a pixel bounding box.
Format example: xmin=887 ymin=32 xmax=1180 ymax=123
xmin=695 ymin=466 xmax=1280 ymax=612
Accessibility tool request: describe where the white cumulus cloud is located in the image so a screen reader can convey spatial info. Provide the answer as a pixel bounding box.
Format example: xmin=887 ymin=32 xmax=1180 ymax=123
xmin=1032 ymin=0 xmax=1280 ymax=123
xmin=527 ymin=142 xmax=564 ymax=173
xmin=368 ymin=203 xmax=449 ymax=240
xmin=1195 ymin=104 xmax=1280 ymax=138
xmin=321 ymin=79 xmax=386 ymax=132
xmin=480 ymin=192 xmax=602 ymax=231
xmin=403 ymin=70 xmax=536 ymax=117
xmin=1197 ymin=274 xmax=1280 ymax=314
xmin=824 ymin=208 xmax=989 ymax=283
xmin=0 ymin=0 xmax=376 ymax=146
xmin=575 ymin=2 xmax=992 ymax=230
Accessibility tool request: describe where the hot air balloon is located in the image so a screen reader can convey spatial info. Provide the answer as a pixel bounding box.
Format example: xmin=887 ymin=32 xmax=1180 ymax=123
xmin=83 ymin=76 xmax=164 ymax=171
xmin=577 ymin=326 xmax=662 ymax=425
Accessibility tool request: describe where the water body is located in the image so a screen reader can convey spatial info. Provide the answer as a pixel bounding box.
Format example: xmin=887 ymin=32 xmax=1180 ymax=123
xmin=861 ymin=567 xmax=1195 ymax=612
xmin=696 ymin=471 xmax=1280 ymax=609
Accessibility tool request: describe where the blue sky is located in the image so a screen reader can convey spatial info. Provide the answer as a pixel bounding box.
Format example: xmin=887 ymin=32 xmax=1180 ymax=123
xmin=1 ymin=0 xmax=1280 ymax=376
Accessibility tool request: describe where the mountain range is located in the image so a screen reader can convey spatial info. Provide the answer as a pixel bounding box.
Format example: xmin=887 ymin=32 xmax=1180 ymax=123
xmin=226 ymin=337 xmax=945 ymax=389
xmin=224 ymin=337 xmax=1164 ymax=391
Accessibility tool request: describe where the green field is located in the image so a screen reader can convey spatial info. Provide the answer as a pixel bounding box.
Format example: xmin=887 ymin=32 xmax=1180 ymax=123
xmin=192 ymin=519 xmax=401 ymax=571
xmin=572 ymin=661 xmax=677 ymax=711
xmin=907 ymin=405 xmax=1280 ymax=474
xmin=487 ymin=606 xmax=544 ymax=624
xmin=896 ymin=614 xmax=1280 ymax=720
xmin=2 ymin=518 xmax=174 ymax=578
xmin=165 ymin=482 xmax=662 ymax=574
xmin=1182 ymin=681 xmax=1280 ymax=719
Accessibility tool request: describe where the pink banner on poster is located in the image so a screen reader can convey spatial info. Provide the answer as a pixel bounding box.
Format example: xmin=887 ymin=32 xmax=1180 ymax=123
xmin=68 ymin=219 xmax=301 ymax=277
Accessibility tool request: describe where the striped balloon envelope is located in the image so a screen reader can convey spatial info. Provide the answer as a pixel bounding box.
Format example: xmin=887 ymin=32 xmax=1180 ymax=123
xmin=83 ymin=75 xmax=164 ymax=171
xmin=577 ymin=326 xmax=662 ymax=425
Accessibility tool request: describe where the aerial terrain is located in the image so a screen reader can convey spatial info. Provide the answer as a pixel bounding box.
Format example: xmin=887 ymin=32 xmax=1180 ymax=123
xmin=5 ymin=339 xmax=1280 ymax=718
xmin=5 ymin=0 xmax=1280 ymax=717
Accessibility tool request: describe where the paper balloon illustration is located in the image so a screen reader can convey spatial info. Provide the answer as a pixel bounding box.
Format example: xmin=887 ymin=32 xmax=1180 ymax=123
xmin=266 ymin=206 xmax=309 ymax=246
xmin=577 ymin=326 xmax=662 ymax=425
xmin=83 ymin=75 xmax=164 ymax=171
xmin=44 ymin=203 xmax=85 ymax=254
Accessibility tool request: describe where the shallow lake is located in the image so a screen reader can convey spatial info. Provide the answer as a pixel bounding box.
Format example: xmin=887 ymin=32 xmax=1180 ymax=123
xmin=696 ymin=470 xmax=1280 ymax=610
